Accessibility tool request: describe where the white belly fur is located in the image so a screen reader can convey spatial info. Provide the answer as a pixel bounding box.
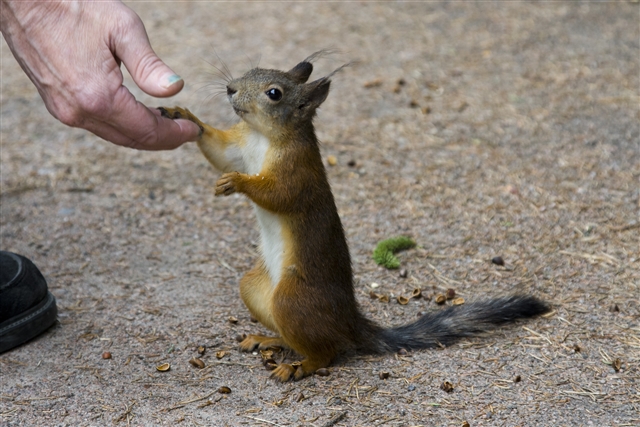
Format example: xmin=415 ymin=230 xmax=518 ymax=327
xmin=254 ymin=204 xmax=284 ymax=287
xmin=243 ymin=130 xmax=270 ymax=175
xmin=242 ymin=131 xmax=284 ymax=287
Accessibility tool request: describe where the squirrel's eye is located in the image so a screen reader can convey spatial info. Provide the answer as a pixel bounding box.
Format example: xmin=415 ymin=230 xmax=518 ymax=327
xmin=266 ymin=88 xmax=282 ymax=101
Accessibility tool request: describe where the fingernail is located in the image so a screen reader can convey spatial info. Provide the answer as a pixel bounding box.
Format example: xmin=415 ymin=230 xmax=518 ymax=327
xmin=162 ymin=74 xmax=183 ymax=89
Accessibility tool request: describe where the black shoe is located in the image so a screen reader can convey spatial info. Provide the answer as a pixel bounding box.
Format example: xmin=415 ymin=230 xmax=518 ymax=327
xmin=0 ymin=251 xmax=57 ymax=353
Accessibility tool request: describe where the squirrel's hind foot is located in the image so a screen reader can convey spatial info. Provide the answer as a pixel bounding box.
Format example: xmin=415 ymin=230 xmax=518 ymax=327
xmin=239 ymin=334 xmax=287 ymax=352
xmin=270 ymin=357 xmax=332 ymax=382
xmin=270 ymin=363 xmax=298 ymax=382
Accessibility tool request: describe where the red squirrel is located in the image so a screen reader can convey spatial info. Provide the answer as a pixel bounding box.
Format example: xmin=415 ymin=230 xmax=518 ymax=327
xmin=159 ymin=52 xmax=549 ymax=382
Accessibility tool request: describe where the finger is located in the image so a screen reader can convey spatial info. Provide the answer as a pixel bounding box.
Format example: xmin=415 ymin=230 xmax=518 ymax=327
xmin=112 ymin=7 xmax=184 ymax=98
xmin=84 ymin=86 xmax=200 ymax=150
xmin=80 ymin=115 xmax=199 ymax=151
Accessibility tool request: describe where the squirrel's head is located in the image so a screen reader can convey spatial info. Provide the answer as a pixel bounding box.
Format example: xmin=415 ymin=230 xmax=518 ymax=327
xmin=226 ymin=53 xmax=345 ymax=136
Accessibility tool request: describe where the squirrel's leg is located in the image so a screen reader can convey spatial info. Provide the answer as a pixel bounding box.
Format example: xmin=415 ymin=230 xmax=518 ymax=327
xmin=237 ymin=260 xmax=290 ymax=351
xmin=239 ymin=261 xmax=279 ymax=331
xmin=238 ymin=335 xmax=288 ymax=352
xmin=214 ymin=171 xmax=300 ymax=213
xmin=157 ymin=107 xmax=206 ymax=133
xmin=268 ymin=270 xmax=338 ymax=381
xmin=158 ymin=106 xmax=246 ymax=173
xmin=270 ymin=355 xmax=333 ymax=382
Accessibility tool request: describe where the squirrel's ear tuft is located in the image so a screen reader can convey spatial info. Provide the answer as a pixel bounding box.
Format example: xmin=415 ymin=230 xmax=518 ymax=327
xmin=287 ymin=62 xmax=313 ymax=84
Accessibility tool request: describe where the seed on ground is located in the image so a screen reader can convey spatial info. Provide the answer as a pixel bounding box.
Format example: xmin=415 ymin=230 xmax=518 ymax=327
xmin=316 ymin=368 xmax=330 ymax=377
xmin=491 ymin=256 xmax=505 ymax=266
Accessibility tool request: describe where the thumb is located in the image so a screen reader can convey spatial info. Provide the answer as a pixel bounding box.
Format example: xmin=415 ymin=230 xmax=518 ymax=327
xmin=112 ymin=9 xmax=184 ymax=97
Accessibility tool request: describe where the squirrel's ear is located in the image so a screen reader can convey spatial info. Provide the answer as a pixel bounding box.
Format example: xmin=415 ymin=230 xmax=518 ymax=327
xmin=287 ymin=62 xmax=313 ymax=84
xmin=305 ymin=78 xmax=331 ymax=108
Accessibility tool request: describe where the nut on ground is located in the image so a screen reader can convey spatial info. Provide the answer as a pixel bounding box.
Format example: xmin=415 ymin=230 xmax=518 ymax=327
xmin=189 ymin=358 xmax=205 ymax=369
xmin=440 ymin=381 xmax=454 ymax=393
xmin=315 ymin=368 xmax=330 ymax=377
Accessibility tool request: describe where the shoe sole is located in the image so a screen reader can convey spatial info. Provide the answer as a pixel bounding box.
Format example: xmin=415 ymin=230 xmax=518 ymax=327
xmin=0 ymin=291 xmax=57 ymax=353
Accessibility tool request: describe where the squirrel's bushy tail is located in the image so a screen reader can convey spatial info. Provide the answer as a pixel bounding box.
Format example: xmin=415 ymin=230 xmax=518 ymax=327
xmin=360 ymin=295 xmax=549 ymax=354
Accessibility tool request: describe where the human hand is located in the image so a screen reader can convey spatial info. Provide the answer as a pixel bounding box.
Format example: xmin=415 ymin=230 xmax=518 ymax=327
xmin=0 ymin=0 xmax=200 ymax=150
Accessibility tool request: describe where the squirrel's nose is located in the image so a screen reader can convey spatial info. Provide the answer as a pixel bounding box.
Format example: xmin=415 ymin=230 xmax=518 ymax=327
xmin=227 ymin=86 xmax=237 ymax=97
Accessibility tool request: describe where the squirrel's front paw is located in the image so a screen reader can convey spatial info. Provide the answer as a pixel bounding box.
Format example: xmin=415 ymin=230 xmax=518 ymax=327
xmin=158 ymin=106 xmax=189 ymax=120
xmin=157 ymin=106 xmax=204 ymax=135
xmin=215 ymin=172 xmax=242 ymax=196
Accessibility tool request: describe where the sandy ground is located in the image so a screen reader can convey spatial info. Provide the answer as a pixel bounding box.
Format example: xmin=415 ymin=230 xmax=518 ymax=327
xmin=1 ymin=2 xmax=638 ymax=426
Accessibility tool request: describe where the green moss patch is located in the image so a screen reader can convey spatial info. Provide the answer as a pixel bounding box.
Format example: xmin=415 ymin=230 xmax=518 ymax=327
xmin=372 ymin=236 xmax=416 ymax=269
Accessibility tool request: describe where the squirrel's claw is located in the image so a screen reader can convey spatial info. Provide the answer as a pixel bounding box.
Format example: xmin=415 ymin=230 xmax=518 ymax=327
xmin=270 ymin=363 xmax=296 ymax=382
xmin=215 ymin=172 xmax=240 ymax=196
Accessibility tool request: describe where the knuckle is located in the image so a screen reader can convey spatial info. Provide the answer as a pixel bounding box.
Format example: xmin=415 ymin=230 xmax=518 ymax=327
xmin=62 ymin=83 xmax=114 ymax=119
xmin=53 ymin=105 xmax=84 ymax=128
xmin=117 ymin=7 xmax=143 ymax=32
xmin=76 ymin=93 xmax=109 ymax=117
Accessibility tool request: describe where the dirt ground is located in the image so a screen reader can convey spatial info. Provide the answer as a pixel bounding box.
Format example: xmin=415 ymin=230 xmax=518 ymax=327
xmin=1 ymin=2 xmax=638 ymax=426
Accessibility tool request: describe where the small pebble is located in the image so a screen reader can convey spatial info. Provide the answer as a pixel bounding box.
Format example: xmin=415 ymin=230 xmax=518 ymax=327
xmin=399 ymin=269 xmax=408 ymax=278
xmin=102 ymin=351 xmax=112 ymax=360
xmin=327 ymin=155 xmax=337 ymax=166
xmin=218 ymin=386 xmax=232 ymax=394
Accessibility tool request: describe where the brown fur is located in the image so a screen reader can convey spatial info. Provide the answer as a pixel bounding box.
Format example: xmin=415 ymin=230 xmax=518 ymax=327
xmin=158 ymin=53 xmax=549 ymax=382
